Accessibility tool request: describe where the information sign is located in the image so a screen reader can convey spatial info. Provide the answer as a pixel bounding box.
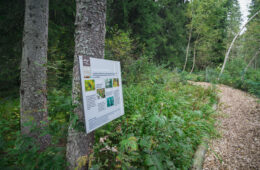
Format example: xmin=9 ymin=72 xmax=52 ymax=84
xmin=79 ymin=56 xmax=124 ymax=133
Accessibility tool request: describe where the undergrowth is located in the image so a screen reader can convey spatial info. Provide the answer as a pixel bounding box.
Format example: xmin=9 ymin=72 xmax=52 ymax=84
xmin=186 ymin=58 xmax=260 ymax=98
xmin=91 ymin=57 xmax=218 ymax=169
xmin=0 ymin=91 xmax=70 ymax=169
xmin=0 ymin=57 xmax=218 ymax=169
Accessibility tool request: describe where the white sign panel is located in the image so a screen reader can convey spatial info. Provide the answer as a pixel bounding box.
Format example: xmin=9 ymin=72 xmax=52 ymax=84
xmin=79 ymin=56 xmax=124 ymax=133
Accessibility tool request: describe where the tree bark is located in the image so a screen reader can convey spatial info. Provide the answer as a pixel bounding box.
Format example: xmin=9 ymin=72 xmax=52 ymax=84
xmin=190 ymin=44 xmax=196 ymax=74
xmin=190 ymin=35 xmax=199 ymax=74
xmin=66 ymin=0 xmax=107 ymax=169
xmin=219 ymin=9 xmax=260 ymax=79
xmin=20 ymin=0 xmax=50 ymax=149
xmin=183 ymin=24 xmax=192 ymax=72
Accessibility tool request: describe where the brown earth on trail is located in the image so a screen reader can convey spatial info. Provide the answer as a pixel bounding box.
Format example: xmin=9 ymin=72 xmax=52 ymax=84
xmin=191 ymin=82 xmax=260 ymax=170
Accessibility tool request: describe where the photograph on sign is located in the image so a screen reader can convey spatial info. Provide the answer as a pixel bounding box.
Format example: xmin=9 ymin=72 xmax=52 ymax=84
xmin=79 ymin=56 xmax=124 ymax=133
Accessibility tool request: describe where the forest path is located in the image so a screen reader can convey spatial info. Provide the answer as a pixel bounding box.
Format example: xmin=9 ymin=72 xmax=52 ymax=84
xmin=190 ymin=82 xmax=260 ymax=170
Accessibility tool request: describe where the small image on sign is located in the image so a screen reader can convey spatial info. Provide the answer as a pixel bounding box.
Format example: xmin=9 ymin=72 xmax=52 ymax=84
xmin=83 ymin=56 xmax=90 ymax=66
xmin=85 ymin=80 xmax=95 ymax=91
xmin=105 ymin=79 xmax=113 ymax=88
xmin=97 ymin=88 xmax=105 ymax=99
xmin=107 ymin=96 xmax=114 ymax=107
xmin=113 ymin=78 xmax=119 ymax=87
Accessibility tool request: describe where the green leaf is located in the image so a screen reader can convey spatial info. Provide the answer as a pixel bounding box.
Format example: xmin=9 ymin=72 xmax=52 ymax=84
xmin=145 ymin=154 xmax=154 ymax=166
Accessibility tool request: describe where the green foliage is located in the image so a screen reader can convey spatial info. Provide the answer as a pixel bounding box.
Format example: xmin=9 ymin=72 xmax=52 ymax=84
xmin=187 ymin=0 xmax=230 ymax=69
xmin=91 ymin=59 xmax=218 ymax=169
xmin=220 ymin=58 xmax=260 ymax=97
xmin=107 ymin=0 xmax=188 ymax=66
xmin=4 ymin=132 xmax=67 ymax=170
xmin=0 ymin=59 xmax=218 ymax=169
xmin=105 ymin=29 xmax=136 ymax=69
xmin=0 ymin=98 xmax=20 ymax=155
xmin=189 ymin=58 xmax=260 ymax=97
xmin=155 ymin=0 xmax=188 ymax=66
xmin=237 ymin=0 xmax=260 ymax=69
xmin=0 ymin=90 xmax=71 ymax=169
xmin=107 ymin=0 xmax=162 ymax=56
xmin=48 ymin=89 xmax=72 ymax=117
xmin=226 ymin=0 xmax=241 ymax=40
xmin=0 ymin=57 xmax=219 ymax=169
xmin=1 ymin=0 xmax=250 ymax=169
xmin=0 ymin=0 xmax=24 ymax=97
xmin=47 ymin=0 xmax=75 ymax=89
xmin=0 ymin=0 xmax=75 ymax=96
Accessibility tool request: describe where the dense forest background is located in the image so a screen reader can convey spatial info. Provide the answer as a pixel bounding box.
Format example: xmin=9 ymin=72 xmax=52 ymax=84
xmin=0 ymin=0 xmax=259 ymax=169
xmin=0 ymin=0 xmax=259 ymax=97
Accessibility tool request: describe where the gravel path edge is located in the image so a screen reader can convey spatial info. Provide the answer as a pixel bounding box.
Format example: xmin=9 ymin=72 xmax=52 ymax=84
xmin=191 ymin=104 xmax=218 ymax=170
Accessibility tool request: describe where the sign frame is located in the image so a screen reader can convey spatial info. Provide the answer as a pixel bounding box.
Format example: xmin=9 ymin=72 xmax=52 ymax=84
xmin=78 ymin=56 xmax=124 ymax=133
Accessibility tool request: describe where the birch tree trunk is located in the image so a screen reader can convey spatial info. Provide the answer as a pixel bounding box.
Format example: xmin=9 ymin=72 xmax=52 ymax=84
xmin=66 ymin=0 xmax=107 ymax=169
xmin=219 ymin=9 xmax=260 ymax=79
xmin=20 ymin=0 xmax=50 ymax=149
xmin=183 ymin=25 xmax=192 ymax=72
xmin=190 ymin=44 xmax=196 ymax=74
xmin=190 ymin=35 xmax=199 ymax=74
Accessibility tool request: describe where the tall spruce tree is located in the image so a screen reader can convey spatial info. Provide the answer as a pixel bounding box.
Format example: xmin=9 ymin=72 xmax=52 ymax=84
xmin=66 ymin=0 xmax=106 ymax=169
xmin=242 ymin=0 xmax=260 ymax=63
xmin=156 ymin=0 xmax=188 ymax=66
xmin=188 ymin=0 xmax=229 ymax=69
xmin=225 ymin=0 xmax=241 ymax=59
xmin=20 ymin=0 xmax=50 ymax=149
xmin=219 ymin=7 xmax=260 ymax=78
xmin=107 ymin=0 xmax=188 ymax=67
xmin=226 ymin=0 xmax=241 ymax=40
xmin=107 ymin=0 xmax=162 ymax=56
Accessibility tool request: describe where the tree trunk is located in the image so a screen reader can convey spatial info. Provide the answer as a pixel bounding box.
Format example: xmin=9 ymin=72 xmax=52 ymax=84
xmin=20 ymin=0 xmax=50 ymax=149
xmin=219 ymin=9 xmax=260 ymax=79
xmin=66 ymin=0 xmax=107 ymax=169
xmin=183 ymin=24 xmax=192 ymax=72
xmin=190 ymin=35 xmax=199 ymax=74
xmin=190 ymin=44 xmax=196 ymax=74
xmin=241 ymin=49 xmax=260 ymax=81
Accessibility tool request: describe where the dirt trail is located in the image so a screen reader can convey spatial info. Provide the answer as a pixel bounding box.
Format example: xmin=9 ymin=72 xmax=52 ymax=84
xmin=191 ymin=82 xmax=260 ymax=170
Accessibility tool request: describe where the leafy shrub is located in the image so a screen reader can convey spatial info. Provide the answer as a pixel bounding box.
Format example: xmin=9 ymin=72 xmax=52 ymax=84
xmin=105 ymin=29 xmax=137 ymax=70
xmin=91 ymin=59 xmax=218 ymax=169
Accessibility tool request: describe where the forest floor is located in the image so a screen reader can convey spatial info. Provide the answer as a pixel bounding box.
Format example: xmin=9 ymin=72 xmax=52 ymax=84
xmin=191 ymin=82 xmax=260 ymax=170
